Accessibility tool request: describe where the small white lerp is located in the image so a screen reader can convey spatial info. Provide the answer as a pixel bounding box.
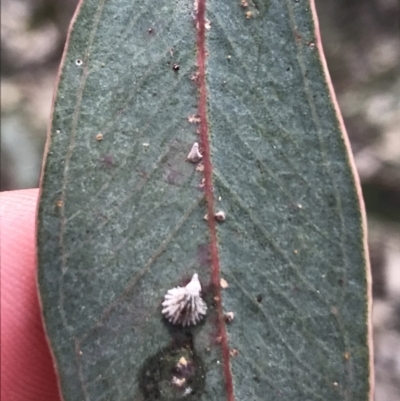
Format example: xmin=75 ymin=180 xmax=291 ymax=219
xmin=186 ymin=142 xmax=202 ymax=163
xmin=162 ymin=273 xmax=207 ymax=326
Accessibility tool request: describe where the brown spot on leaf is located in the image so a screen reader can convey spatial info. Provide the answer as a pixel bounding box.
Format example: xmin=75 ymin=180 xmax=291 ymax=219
xmin=294 ymin=31 xmax=302 ymax=43
xmin=214 ymin=211 xmax=226 ymax=222
xmin=191 ymin=71 xmax=199 ymax=81
xmin=196 ymin=163 xmax=204 ymax=172
xmin=220 ymin=278 xmax=229 ymax=289
xmin=188 ymin=114 xmax=201 ymax=124
xmin=224 ymin=312 xmax=234 ymax=323
xmin=199 ymin=177 xmax=206 ymax=190
xmin=229 ymin=349 xmax=239 ymax=357
xmin=177 ymin=357 xmax=188 ymax=367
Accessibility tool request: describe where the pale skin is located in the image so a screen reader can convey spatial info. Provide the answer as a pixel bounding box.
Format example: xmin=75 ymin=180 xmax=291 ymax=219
xmin=1 ymin=189 xmax=61 ymax=401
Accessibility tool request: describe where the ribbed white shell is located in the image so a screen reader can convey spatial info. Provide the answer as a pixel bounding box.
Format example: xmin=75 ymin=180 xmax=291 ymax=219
xmin=162 ymin=273 xmax=207 ymax=326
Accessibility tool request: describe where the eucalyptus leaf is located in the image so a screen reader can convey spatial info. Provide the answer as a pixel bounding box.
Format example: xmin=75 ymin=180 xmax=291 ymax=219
xmin=38 ymin=0 xmax=372 ymax=400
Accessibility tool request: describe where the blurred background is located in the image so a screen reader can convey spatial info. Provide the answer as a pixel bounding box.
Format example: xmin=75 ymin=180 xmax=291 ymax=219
xmin=1 ymin=0 xmax=399 ymax=399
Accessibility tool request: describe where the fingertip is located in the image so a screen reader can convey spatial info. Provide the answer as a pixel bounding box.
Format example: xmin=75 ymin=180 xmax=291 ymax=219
xmin=1 ymin=189 xmax=61 ymax=401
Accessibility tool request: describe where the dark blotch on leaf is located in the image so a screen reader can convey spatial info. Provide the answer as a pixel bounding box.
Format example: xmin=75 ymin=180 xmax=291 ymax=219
xmin=99 ymin=154 xmax=116 ymax=168
xmin=256 ymin=294 xmax=263 ymax=303
xmin=197 ymin=244 xmax=211 ymax=267
xmin=139 ymin=343 xmax=206 ymax=401
xmin=164 ymin=168 xmax=183 ymax=186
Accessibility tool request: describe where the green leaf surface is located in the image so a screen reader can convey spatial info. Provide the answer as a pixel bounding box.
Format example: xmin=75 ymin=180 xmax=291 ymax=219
xmin=38 ymin=0 xmax=371 ymax=400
